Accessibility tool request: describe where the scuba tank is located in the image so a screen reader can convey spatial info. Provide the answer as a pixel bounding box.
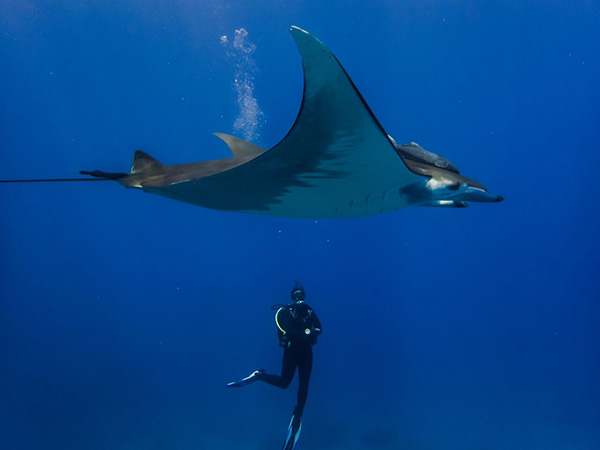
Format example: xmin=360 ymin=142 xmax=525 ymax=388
xmin=272 ymin=303 xmax=317 ymax=347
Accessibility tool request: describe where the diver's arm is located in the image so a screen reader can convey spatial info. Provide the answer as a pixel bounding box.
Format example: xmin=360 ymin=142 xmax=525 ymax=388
xmin=311 ymin=310 xmax=322 ymax=335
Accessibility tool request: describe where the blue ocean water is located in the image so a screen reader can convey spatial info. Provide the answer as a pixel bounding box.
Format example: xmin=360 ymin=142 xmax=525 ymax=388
xmin=1 ymin=1 xmax=599 ymax=449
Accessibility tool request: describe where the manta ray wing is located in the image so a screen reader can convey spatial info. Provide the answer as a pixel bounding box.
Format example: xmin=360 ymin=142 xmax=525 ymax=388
xmin=144 ymin=26 xmax=423 ymax=218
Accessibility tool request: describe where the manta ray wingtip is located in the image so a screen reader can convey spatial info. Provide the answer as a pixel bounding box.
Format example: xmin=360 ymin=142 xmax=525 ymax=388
xmin=289 ymin=26 xmax=313 ymax=43
xmin=289 ymin=25 xmax=309 ymax=34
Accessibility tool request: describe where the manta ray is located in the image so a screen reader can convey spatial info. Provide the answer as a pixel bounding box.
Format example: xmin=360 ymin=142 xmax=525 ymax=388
xmin=86 ymin=26 xmax=502 ymax=217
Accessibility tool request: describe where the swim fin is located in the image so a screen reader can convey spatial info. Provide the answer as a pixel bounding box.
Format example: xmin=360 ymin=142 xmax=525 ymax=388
xmin=282 ymin=413 xmax=302 ymax=450
xmin=226 ymin=369 xmax=264 ymax=388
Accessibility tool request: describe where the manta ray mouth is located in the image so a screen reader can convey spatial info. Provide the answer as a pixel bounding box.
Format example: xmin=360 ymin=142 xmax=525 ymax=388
xmin=459 ymin=187 xmax=504 ymax=203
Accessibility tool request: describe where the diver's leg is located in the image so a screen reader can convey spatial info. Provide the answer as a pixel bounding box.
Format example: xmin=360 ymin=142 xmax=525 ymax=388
xmin=259 ymin=347 xmax=297 ymax=389
xmin=281 ymin=346 xmax=312 ymax=449
xmin=293 ymin=346 xmax=313 ymax=417
xmin=226 ymin=369 xmax=265 ymax=388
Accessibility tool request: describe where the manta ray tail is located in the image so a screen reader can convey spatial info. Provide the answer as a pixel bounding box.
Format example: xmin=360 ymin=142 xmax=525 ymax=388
xmin=0 ymin=170 xmax=127 ymax=183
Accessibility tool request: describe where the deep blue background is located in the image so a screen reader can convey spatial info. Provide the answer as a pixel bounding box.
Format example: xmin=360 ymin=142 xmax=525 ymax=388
xmin=1 ymin=1 xmax=599 ymax=449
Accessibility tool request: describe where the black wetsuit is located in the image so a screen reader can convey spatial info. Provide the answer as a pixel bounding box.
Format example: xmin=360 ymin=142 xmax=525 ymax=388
xmin=258 ymin=301 xmax=322 ymax=417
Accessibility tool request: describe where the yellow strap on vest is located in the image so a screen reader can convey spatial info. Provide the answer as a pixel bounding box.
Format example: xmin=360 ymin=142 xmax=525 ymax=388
xmin=275 ymin=307 xmax=286 ymax=334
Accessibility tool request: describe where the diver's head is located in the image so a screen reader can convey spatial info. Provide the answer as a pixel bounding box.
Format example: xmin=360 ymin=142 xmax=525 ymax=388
xmin=291 ymin=283 xmax=306 ymax=302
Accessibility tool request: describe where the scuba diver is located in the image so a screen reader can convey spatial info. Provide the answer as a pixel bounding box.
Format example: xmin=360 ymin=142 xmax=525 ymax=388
xmin=227 ymin=283 xmax=322 ymax=450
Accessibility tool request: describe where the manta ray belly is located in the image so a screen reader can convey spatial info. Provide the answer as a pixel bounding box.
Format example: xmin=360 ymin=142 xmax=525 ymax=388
xmin=426 ymin=177 xmax=456 ymax=190
xmin=335 ymin=188 xmax=413 ymax=217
